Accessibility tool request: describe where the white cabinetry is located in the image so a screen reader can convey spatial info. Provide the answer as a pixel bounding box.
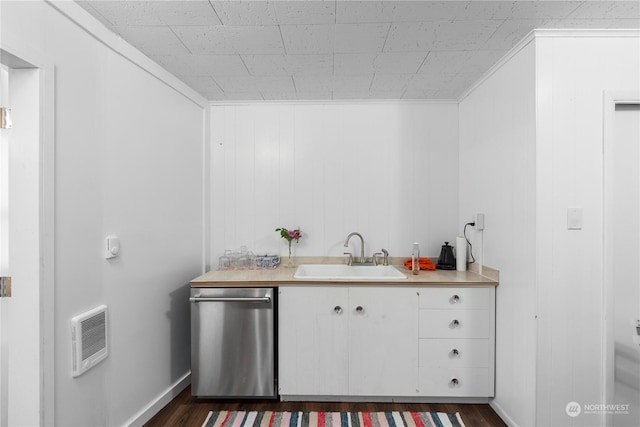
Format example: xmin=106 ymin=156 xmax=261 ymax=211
xmin=418 ymin=287 xmax=495 ymax=397
xmin=348 ymin=287 xmax=419 ymax=396
xmin=278 ymin=285 xmax=495 ymax=400
xmin=278 ymin=286 xmax=418 ymax=397
xmin=278 ymin=287 xmax=349 ymax=396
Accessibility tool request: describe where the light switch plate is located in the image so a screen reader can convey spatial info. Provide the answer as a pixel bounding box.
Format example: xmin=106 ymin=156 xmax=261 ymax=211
xmin=567 ymin=207 xmax=583 ymax=230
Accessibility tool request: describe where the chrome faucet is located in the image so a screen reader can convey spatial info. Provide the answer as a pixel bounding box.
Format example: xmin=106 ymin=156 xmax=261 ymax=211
xmin=343 ymin=252 xmax=353 ymax=266
xmin=344 ymin=232 xmax=365 ymax=264
xmin=373 ymin=248 xmax=390 ymax=266
xmin=381 ymin=248 xmax=389 ymax=266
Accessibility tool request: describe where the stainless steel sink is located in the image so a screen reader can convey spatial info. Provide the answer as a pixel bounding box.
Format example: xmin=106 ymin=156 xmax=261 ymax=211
xmin=293 ymin=264 xmax=407 ymax=280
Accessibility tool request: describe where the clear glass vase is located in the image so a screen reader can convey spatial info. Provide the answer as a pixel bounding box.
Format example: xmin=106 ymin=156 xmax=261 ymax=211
xmin=285 ymin=241 xmax=295 ymax=268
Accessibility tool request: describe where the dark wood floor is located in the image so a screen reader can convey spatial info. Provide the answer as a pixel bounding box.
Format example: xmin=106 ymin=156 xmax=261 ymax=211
xmin=144 ymin=386 xmax=507 ymax=427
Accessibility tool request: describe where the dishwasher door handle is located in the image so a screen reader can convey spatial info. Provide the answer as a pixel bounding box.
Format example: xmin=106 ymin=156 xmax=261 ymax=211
xmin=189 ymin=294 xmax=271 ymax=303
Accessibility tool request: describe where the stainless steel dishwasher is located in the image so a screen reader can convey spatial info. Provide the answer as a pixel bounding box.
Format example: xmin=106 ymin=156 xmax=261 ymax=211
xmin=190 ymin=287 xmax=276 ymax=398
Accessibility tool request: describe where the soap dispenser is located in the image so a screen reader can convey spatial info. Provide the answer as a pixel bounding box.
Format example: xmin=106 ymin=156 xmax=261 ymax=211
xmin=411 ymin=242 xmax=420 ymax=275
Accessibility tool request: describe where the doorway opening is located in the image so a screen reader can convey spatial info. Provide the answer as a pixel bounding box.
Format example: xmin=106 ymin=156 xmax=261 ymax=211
xmin=603 ymin=93 xmax=640 ymax=427
xmin=0 ymin=47 xmax=55 ymax=427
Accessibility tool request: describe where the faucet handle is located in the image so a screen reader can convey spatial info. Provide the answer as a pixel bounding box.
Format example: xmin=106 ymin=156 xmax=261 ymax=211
xmin=381 ymin=248 xmax=389 ymax=266
xmin=372 ymin=252 xmax=383 ymax=266
xmin=343 ymin=252 xmax=353 ymax=266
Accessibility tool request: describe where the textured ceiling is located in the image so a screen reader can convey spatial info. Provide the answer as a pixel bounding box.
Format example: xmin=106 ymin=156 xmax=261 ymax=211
xmin=76 ymin=1 xmax=640 ymax=101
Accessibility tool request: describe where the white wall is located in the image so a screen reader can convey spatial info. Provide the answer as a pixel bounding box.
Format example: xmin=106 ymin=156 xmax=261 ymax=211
xmin=209 ymin=102 xmax=459 ymax=266
xmin=460 ymin=31 xmax=640 ymax=427
xmin=534 ymin=33 xmax=640 ymax=427
xmin=459 ymin=42 xmax=537 ymax=427
xmin=2 ymin=1 xmax=206 ymax=426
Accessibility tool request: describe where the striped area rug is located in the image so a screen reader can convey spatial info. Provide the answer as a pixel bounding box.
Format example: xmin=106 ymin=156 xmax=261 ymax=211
xmin=202 ymin=411 xmax=466 ymax=427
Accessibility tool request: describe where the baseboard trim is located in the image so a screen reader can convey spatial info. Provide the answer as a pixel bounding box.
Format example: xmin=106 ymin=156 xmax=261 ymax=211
xmin=280 ymin=395 xmax=490 ymax=404
xmin=489 ymin=399 xmax=518 ymax=427
xmin=123 ymin=371 xmax=191 ymax=427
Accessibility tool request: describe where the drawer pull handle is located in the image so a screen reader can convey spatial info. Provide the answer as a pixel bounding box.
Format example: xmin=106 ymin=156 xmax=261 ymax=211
xmin=450 ymin=319 xmax=460 ymax=328
xmin=451 ymin=349 xmax=460 ymax=357
xmin=334 ymin=306 xmax=343 ymax=314
xmin=451 ymin=294 xmax=460 ymax=304
xmin=450 ymin=378 xmax=459 ymax=386
xmin=355 ymin=305 xmax=364 ymax=313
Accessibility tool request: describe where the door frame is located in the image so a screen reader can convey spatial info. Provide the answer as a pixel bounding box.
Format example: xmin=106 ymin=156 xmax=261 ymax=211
xmin=602 ymin=90 xmax=640 ymax=426
xmin=0 ymin=32 xmax=55 ymax=426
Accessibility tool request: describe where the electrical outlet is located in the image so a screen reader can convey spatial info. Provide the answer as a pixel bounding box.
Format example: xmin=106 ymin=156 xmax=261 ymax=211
xmin=472 ymin=213 xmax=485 ymax=230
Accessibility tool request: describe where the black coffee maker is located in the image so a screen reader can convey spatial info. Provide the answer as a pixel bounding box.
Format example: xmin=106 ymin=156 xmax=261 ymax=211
xmin=436 ymin=241 xmax=456 ymax=270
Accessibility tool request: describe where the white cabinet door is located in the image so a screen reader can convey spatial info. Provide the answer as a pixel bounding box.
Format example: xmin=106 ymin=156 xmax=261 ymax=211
xmin=348 ymin=287 xmax=419 ymax=396
xmin=278 ymin=287 xmax=349 ymax=396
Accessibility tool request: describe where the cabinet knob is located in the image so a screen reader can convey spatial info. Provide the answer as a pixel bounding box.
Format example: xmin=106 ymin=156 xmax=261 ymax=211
xmin=450 ymin=378 xmax=459 ymax=386
xmin=451 ymin=294 xmax=460 ymax=304
xmin=450 ymin=319 xmax=460 ymax=328
xmin=451 ymin=348 xmax=459 ymax=357
xmin=355 ymin=306 xmax=364 ymax=313
xmin=334 ymin=306 xmax=343 ymax=314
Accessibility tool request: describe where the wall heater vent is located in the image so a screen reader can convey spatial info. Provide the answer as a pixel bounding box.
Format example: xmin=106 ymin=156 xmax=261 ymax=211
xmin=71 ymin=305 xmax=108 ymax=377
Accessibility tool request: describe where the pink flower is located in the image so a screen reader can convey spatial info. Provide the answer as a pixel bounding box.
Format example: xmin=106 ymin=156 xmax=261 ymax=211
xmin=288 ymin=230 xmax=302 ymax=240
xmin=276 ymin=227 xmax=302 ymax=243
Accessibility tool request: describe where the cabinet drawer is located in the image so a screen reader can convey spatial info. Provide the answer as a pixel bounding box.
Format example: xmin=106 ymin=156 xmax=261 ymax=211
xmin=418 ymin=287 xmax=491 ymax=310
xmin=419 ymin=339 xmax=489 ymax=368
xmin=419 ymin=310 xmax=490 ymax=338
xmin=419 ymin=367 xmax=490 ymax=397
